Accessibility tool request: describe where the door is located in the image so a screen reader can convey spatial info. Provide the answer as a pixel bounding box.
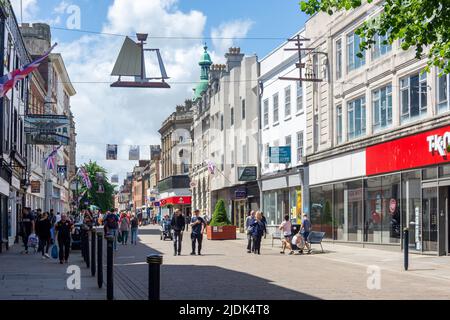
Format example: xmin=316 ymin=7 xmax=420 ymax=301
xmin=422 ymin=187 xmax=438 ymax=253
xmin=438 ymin=187 xmax=449 ymax=256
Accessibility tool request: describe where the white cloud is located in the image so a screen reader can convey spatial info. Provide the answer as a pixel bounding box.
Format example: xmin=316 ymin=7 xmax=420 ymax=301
xmin=54 ymin=1 xmax=70 ymax=14
xmin=57 ymin=0 xmax=209 ymax=182
xmin=211 ymin=19 xmax=254 ymax=56
xmin=10 ymin=0 xmax=38 ymax=22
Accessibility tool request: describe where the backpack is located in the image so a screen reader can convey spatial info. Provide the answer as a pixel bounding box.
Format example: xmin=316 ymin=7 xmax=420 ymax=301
xmin=106 ymin=214 xmax=118 ymax=229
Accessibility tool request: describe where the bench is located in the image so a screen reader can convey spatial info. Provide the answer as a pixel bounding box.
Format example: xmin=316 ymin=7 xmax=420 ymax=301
xmin=271 ymin=231 xmax=282 ymax=247
xmin=307 ymin=231 xmax=326 ymax=253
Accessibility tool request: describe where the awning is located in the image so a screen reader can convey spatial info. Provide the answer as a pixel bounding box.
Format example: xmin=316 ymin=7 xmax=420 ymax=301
xmin=160 ymin=196 xmax=191 ymax=207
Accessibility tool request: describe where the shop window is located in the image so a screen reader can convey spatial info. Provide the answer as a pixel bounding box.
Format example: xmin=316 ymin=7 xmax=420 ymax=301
xmin=263 ymin=191 xmax=277 ymax=226
xmin=422 ymin=167 xmax=437 ymax=180
xmin=346 ymin=180 xmax=364 ymax=242
xmin=422 ymin=187 xmax=438 ymax=252
xmin=310 ymin=185 xmax=333 ymax=239
xmin=400 ymin=72 xmax=427 ymax=124
xmin=334 ymin=183 xmax=345 ymax=241
xmin=439 ymin=164 xmax=450 ymax=178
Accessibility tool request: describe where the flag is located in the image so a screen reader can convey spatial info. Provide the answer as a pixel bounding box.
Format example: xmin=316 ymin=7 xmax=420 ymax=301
xmin=78 ymin=166 xmax=92 ymax=189
xmin=206 ymin=160 xmax=216 ymax=175
xmin=129 ymin=145 xmax=140 ymax=160
xmin=44 ymin=146 xmax=61 ymax=170
xmin=0 ymin=43 xmax=57 ymax=98
xmin=106 ymin=144 xmax=118 ymax=160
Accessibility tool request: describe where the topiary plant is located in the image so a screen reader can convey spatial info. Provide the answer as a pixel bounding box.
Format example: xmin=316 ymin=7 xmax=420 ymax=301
xmin=209 ymin=199 xmax=232 ymax=227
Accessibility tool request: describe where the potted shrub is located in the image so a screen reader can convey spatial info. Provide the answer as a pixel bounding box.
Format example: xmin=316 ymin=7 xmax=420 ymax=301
xmin=207 ymin=199 xmax=236 ymax=240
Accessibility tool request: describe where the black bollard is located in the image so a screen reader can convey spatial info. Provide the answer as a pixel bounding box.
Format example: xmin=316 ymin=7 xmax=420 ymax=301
xmin=91 ymin=229 xmax=96 ymax=277
xmin=147 ymin=254 xmax=163 ymax=300
xmin=106 ymin=236 xmax=114 ymax=300
xmin=85 ymin=228 xmax=90 ymax=269
xmin=81 ymin=229 xmax=86 ymax=260
xmin=97 ymin=232 xmax=103 ymax=289
xmin=404 ymin=228 xmax=409 ymax=271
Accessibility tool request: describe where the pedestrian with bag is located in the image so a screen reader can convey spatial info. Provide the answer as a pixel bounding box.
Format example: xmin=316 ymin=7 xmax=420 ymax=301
xmin=20 ymin=208 xmax=35 ymax=254
xmin=245 ymin=211 xmax=256 ymax=253
xmin=36 ymin=212 xmax=52 ymax=259
xmin=190 ymin=209 xmax=206 ymax=256
xmin=171 ymin=209 xmax=186 ymax=256
xmin=55 ymin=213 xmax=74 ymax=264
xmin=130 ymin=214 xmax=139 ymax=245
xmin=104 ymin=210 xmax=119 ymax=250
xmin=279 ymin=215 xmax=293 ymax=255
xmin=250 ymin=211 xmax=265 ymax=255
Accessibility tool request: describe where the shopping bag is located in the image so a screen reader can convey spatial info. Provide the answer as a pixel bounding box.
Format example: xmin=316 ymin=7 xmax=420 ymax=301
xmin=51 ymin=245 xmax=58 ymax=259
xmin=117 ymin=232 xmax=123 ymax=244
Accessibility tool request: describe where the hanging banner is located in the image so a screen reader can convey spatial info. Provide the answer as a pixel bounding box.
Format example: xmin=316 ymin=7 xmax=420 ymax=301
xmin=31 ymin=181 xmax=41 ymax=194
xmin=111 ymin=174 xmax=119 ymax=184
xmin=150 ymin=145 xmax=161 ymax=160
xmin=295 ymin=189 xmax=302 ymax=224
xmin=25 ymin=114 xmax=70 ymax=145
xmin=106 ymin=144 xmax=118 ymax=160
xmin=129 ymin=145 xmax=140 ymax=160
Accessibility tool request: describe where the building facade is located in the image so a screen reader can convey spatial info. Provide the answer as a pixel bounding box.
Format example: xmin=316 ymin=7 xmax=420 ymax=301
xmin=158 ymin=101 xmax=193 ymax=217
xmin=303 ymin=1 xmax=450 ymax=256
xmin=259 ymin=30 xmax=308 ymax=234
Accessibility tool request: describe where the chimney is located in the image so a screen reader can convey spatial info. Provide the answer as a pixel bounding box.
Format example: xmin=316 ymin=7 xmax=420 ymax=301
xmin=210 ymin=64 xmax=226 ymax=80
xmin=225 ymin=47 xmax=244 ymax=72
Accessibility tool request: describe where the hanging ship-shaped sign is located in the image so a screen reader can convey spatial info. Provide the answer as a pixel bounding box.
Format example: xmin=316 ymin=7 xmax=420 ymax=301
xmin=111 ymin=33 xmax=170 ymax=89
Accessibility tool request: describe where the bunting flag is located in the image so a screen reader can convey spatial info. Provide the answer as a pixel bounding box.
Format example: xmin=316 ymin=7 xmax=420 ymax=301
xmin=0 ymin=43 xmax=57 ymax=98
xmin=206 ymin=160 xmax=216 ymax=175
xmin=129 ymin=145 xmax=140 ymax=160
xmin=111 ymin=174 xmax=119 ymax=184
xmin=78 ymin=166 xmax=92 ymax=189
xmin=106 ymin=144 xmax=118 ymax=160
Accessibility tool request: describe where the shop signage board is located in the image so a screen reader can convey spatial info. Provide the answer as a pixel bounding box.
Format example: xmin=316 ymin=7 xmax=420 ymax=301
xmin=31 ymin=181 xmax=40 ymax=193
xmin=160 ymin=196 xmax=191 ymax=206
xmin=235 ymin=190 xmax=247 ymax=199
xmin=366 ymin=125 xmax=450 ymax=176
xmin=25 ymin=115 xmax=70 ymax=145
xmin=238 ymin=166 xmax=257 ymax=181
xmin=269 ymin=147 xmax=291 ymax=164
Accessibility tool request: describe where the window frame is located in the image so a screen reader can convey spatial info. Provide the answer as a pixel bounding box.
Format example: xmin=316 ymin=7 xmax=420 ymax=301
xmin=296 ymin=131 xmax=304 ymax=163
xmin=400 ymin=72 xmax=428 ymax=124
xmin=273 ymin=93 xmax=279 ymax=124
xmin=284 ymin=85 xmax=291 ymax=119
xmin=263 ymin=98 xmax=269 ymax=128
xmin=336 ymin=39 xmax=342 ymax=80
xmin=437 ymin=70 xmax=449 ymax=114
xmin=347 ymin=96 xmax=366 ymax=141
xmin=296 ymin=81 xmax=303 ymax=113
xmin=372 ymin=84 xmax=393 ymax=132
xmin=336 ymin=104 xmax=343 ymax=144
xmin=347 ymin=31 xmax=366 ymax=72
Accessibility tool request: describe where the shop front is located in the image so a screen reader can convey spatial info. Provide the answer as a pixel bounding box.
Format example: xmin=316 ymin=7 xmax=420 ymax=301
xmin=309 ymin=125 xmax=450 ymax=256
xmin=261 ymin=168 xmax=307 ymax=235
xmin=160 ymin=196 xmax=191 ymax=218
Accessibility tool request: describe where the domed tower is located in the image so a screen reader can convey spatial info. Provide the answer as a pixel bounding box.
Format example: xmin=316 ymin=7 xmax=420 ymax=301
xmin=193 ymin=44 xmax=213 ymax=101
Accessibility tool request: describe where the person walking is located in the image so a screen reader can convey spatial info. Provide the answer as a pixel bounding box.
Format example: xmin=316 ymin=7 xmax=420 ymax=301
xmin=250 ymin=211 xmax=265 ymax=255
xmin=104 ymin=210 xmax=119 ymax=251
xmin=171 ymin=209 xmax=186 ymax=256
xmin=55 ymin=213 xmax=74 ymax=264
xmin=261 ymin=212 xmax=268 ymax=239
xmin=20 ymin=208 xmax=35 ymax=254
xmin=279 ymin=215 xmax=293 ymax=255
xmin=130 ymin=214 xmax=139 ymax=245
xmin=245 ymin=211 xmax=256 ymax=253
xmin=119 ymin=213 xmax=130 ymax=245
xmin=300 ymin=214 xmax=312 ymax=254
xmin=36 ymin=212 xmax=52 ymax=259
xmin=190 ymin=209 xmax=206 ymax=256
xmin=184 ymin=212 xmax=191 ymax=232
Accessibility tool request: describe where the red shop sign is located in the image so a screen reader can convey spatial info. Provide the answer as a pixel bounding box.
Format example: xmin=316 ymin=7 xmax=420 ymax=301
xmin=160 ymin=196 xmax=191 ymax=206
xmin=366 ymin=125 xmax=450 ymax=176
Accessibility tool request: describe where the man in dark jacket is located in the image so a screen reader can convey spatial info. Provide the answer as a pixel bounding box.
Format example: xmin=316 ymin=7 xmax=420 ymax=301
xmin=171 ymin=209 xmax=185 ymax=256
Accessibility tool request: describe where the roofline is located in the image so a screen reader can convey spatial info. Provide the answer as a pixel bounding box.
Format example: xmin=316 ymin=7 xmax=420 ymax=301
xmin=50 ymin=53 xmax=76 ymax=96
xmin=259 ymin=27 xmax=306 ymax=63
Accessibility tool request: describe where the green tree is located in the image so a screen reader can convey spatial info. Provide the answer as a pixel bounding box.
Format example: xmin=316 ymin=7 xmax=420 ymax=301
xmin=300 ymin=0 xmax=450 ymax=74
xmin=78 ymin=161 xmax=114 ymax=212
xmin=210 ymin=199 xmax=232 ymax=227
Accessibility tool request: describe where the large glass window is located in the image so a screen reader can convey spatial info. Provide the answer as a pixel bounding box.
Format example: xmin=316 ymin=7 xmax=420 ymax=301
xmin=437 ymin=71 xmax=449 ymax=113
xmin=336 ymin=39 xmax=342 ymax=79
xmin=372 ymin=32 xmax=392 ymax=60
xmin=273 ymin=93 xmax=279 ymax=124
xmin=439 ymin=164 xmax=450 ymax=178
xmin=401 ymin=170 xmax=422 ymax=251
xmin=346 ymin=180 xmax=364 ymax=242
xmin=263 ymin=99 xmax=269 ymax=127
xmin=310 ymin=185 xmax=333 ymax=239
xmin=347 ymin=96 xmax=366 ymax=140
xmin=347 ymin=31 xmax=365 ymax=72
xmin=334 ymin=183 xmax=345 ymax=241
xmin=400 ymin=72 xmax=427 ymax=123
xmin=422 ymin=187 xmax=438 ymax=252
xmin=372 ymin=85 xmax=392 ymax=132
xmin=264 ymin=191 xmax=277 ymax=226
xmin=336 ymin=104 xmax=343 ymax=144
xmin=284 ymin=86 xmax=291 ymax=118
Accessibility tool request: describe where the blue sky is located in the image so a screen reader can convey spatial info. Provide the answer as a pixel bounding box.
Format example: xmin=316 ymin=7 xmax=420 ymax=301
xmin=12 ymin=0 xmax=309 ymax=182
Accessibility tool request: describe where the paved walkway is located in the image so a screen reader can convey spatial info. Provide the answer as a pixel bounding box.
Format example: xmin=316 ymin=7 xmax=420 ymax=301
xmin=2 ymin=225 xmax=450 ymax=300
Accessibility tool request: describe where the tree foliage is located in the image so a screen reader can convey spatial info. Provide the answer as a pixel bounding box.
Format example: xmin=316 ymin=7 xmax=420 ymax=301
xmin=210 ymin=199 xmax=232 ymax=227
xmin=300 ymin=0 xmax=450 ymax=74
xmin=78 ymin=161 xmax=114 ymax=212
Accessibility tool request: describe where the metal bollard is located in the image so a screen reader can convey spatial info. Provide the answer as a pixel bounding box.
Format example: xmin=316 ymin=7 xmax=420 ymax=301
xmin=147 ymin=254 xmax=163 ymax=300
xmin=91 ymin=229 xmax=96 ymax=277
xmin=85 ymin=229 xmax=90 ymax=269
xmin=403 ymin=228 xmax=409 ymax=271
xmin=81 ymin=229 xmax=86 ymax=260
xmin=106 ymin=235 xmax=114 ymax=300
xmin=97 ymin=232 xmax=103 ymax=289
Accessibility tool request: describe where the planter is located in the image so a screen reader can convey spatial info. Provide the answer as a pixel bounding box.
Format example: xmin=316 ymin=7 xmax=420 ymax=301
xmin=207 ymin=225 xmax=237 ymax=240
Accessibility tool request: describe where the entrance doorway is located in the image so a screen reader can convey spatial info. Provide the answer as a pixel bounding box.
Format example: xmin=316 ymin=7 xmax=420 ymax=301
xmin=234 ymin=200 xmax=246 ymax=233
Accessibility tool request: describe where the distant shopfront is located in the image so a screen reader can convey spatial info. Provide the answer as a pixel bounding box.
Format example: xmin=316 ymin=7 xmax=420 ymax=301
xmin=309 ymin=125 xmax=450 ymax=256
